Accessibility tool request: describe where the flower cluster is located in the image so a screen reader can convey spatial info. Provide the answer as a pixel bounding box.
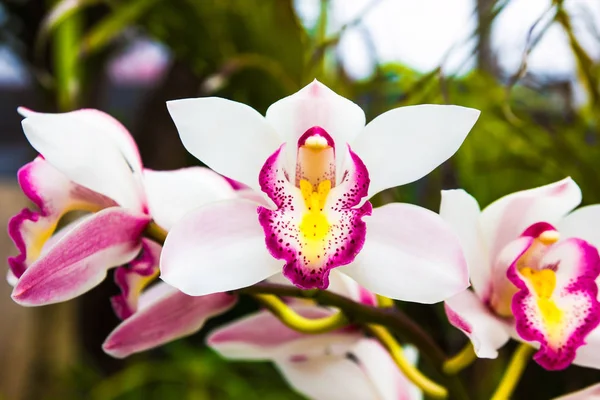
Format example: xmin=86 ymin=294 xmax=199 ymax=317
xmin=7 ymin=80 xmax=600 ymax=399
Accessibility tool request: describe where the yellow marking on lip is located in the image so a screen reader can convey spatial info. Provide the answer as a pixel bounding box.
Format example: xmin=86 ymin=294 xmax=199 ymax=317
xmin=520 ymin=267 xmax=562 ymax=326
xmin=299 ymin=179 xmax=331 ymax=242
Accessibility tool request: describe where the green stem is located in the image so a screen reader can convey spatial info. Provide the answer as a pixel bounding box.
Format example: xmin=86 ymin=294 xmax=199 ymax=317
xmin=443 ymin=343 xmax=477 ymax=375
xmin=490 ymin=344 xmax=534 ymax=400
xmin=252 ymin=293 xmax=348 ymax=334
xmin=368 ymin=324 xmax=448 ymax=399
xmin=144 ymin=221 xmax=167 ymax=244
xmin=51 ymin=0 xmax=82 ymax=111
xmin=237 ymin=283 xmax=446 ymax=368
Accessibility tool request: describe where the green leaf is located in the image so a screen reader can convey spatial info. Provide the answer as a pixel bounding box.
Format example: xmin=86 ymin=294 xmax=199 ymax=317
xmin=79 ymin=0 xmax=160 ymax=57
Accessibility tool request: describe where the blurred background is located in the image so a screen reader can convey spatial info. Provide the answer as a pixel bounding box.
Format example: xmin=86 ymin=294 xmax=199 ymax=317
xmin=0 ymin=0 xmax=600 ymax=399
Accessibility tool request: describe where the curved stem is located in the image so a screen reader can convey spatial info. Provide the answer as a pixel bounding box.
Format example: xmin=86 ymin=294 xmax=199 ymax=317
xmin=443 ymin=343 xmax=477 ymax=375
xmin=237 ymin=283 xmax=447 ymax=368
xmin=144 ymin=221 xmax=167 ymax=244
xmin=490 ymin=344 xmax=534 ymax=400
xmin=368 ymin=325 xmax=448 ymax=399
xmin=252 ymin=294 xmax=348 ymax=334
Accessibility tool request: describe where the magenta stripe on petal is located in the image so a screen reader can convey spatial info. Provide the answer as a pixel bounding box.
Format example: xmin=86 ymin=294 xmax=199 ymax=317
xmin=103 ymin=286 xmax=237 ymax=358
xmin=521 ymin=221 xmax=557 ymax=238
xmin=111 ymin=239 xmax=162 ymax=320
xmin=445 ymin=302 xmax=473 ymax=334
xmin=8 ymin=158 xmax=117 ymax=279
xmin=12 ymin=207 xmax=150 ymax=306
xmin=257 ymin=145 xmax=371 ymax=290
xmin=509 ymin=238 xmax=600 ymax=370
xmin=8 ymin=208 xmax=39 ymax=278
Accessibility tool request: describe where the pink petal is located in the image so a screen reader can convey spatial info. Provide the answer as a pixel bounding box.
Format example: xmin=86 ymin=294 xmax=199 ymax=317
xmin=207 ymin=306 xmax=361 ymax=361
xmin=445 ymin=290 xmax=511 ymax=358
xmin=103 ymin=283 xmax=236 ymax=358
xmin=12 ymin=207 xmax=150 ymax=306
xmin=480 ymin=177 xmax=581 ymax=265
xmin=340 ymin=203 xmax=469 ymax=303
xmin=111 ymin=239 xmax=162 ymax=320
xmin=8 ymin=157 xmax=116 ymax=278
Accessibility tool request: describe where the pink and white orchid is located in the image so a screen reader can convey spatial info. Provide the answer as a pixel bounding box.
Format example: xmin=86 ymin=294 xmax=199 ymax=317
xmin=162 ymin=80 xmax=480 ymax=303
xmin=207 ymin=273 xmax=422 ymax=400
xmin=103 ymin=239 xmax=237 ymax=358
xmin=440 ymin=178 xmax=600 ymax=370
xmin=9 ymin=108 xmax=237 ymax=306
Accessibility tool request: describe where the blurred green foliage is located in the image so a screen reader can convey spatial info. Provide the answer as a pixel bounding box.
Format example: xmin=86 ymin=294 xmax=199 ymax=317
xmin=3 ymin=0 xmax=600 ymax=398
xmin=58 ymin=343 xmax=302 ymax=400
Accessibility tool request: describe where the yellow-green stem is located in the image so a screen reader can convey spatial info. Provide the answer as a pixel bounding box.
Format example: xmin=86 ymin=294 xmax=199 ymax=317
xmin=52 ymin=0 xmax=82 ymax=111
xmin=144 ymin=221 xmax=168 ymax=244
xmin=252 ymin=293 xmax=348 ymax=334
xmin=368 ymin=324 xmax=448 ymax=399
xmin=490 ymin=344 xmax=534 ymax=400
xmin=443 ymin=343 xmax=477 ymax=375
xmin=376 ymin=294 xmax=395 ymax=308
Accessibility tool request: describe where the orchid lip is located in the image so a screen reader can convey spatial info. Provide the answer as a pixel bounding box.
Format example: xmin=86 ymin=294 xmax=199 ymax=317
xmin=258 ymin=131 xmax=372 ymax=290
xmin=501 ymin=222 xmax=600 ymax=370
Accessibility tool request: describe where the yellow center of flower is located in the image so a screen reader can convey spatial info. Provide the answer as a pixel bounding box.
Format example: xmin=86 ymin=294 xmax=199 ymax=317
xmin=520 ymin=267 xmax=562 ymax=325
xmin=299 ymin=179 xmax=331 ymax=242
xmin=518 ymin=231 xmax=562 ymax=330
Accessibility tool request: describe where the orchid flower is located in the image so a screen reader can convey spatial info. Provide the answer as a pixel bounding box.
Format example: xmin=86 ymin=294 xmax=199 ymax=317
xmin=9 ymin=108 xmax=237 ymax=306
xmin=440 ymin=178 xmax=600 ymax=370
xmin=162 ymin=80 xmax=480 ymax=303
xmin=103 ymin=239 xmax=237 ymax=358
xmin=207 ymin=272 xmax=422 ymax=400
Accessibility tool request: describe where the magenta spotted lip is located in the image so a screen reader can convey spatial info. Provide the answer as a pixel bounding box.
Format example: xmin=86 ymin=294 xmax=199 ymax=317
xmin=508 ymin=236 xmax=600 ymax=370
xmin=257 ymin=128 xmax=372 ymax=290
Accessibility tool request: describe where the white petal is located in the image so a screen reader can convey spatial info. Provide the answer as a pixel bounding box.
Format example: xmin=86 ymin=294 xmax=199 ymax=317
xmin=166 ymin=97 xmax=281 ymax=192
xmin=266 ymin=80 xmax=366 ymax=173
xmin=340 ymin=203 xmax=469 ymax=303
xmin=352 ymin=339 xmax=421 ymax=400
xmin=480 ymin=177 xmax=581 ymax=262
xmin=440 ymin=189 xmax=490 ymax=298
xmin=558 ymin=205 xmax=600 ymax=248
xmin=143 ymin=167 xmax=236 ymax=230
xmin=20 ymin=109 xmax=145 ymax=211
xmin=160 ymin=199 xmax=281 ymax=296
xmin=445 ymin=290 xmax=511 ymax=358
xmin=573 ymin=327 xmax=600 ymax=369
xmin=352 ymin=105 xmax=480 ymax=198
xmin=275 ymin=355 xmax=380 ymax=400
xmin=552 ymin=383 xmax=600 ymax=400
